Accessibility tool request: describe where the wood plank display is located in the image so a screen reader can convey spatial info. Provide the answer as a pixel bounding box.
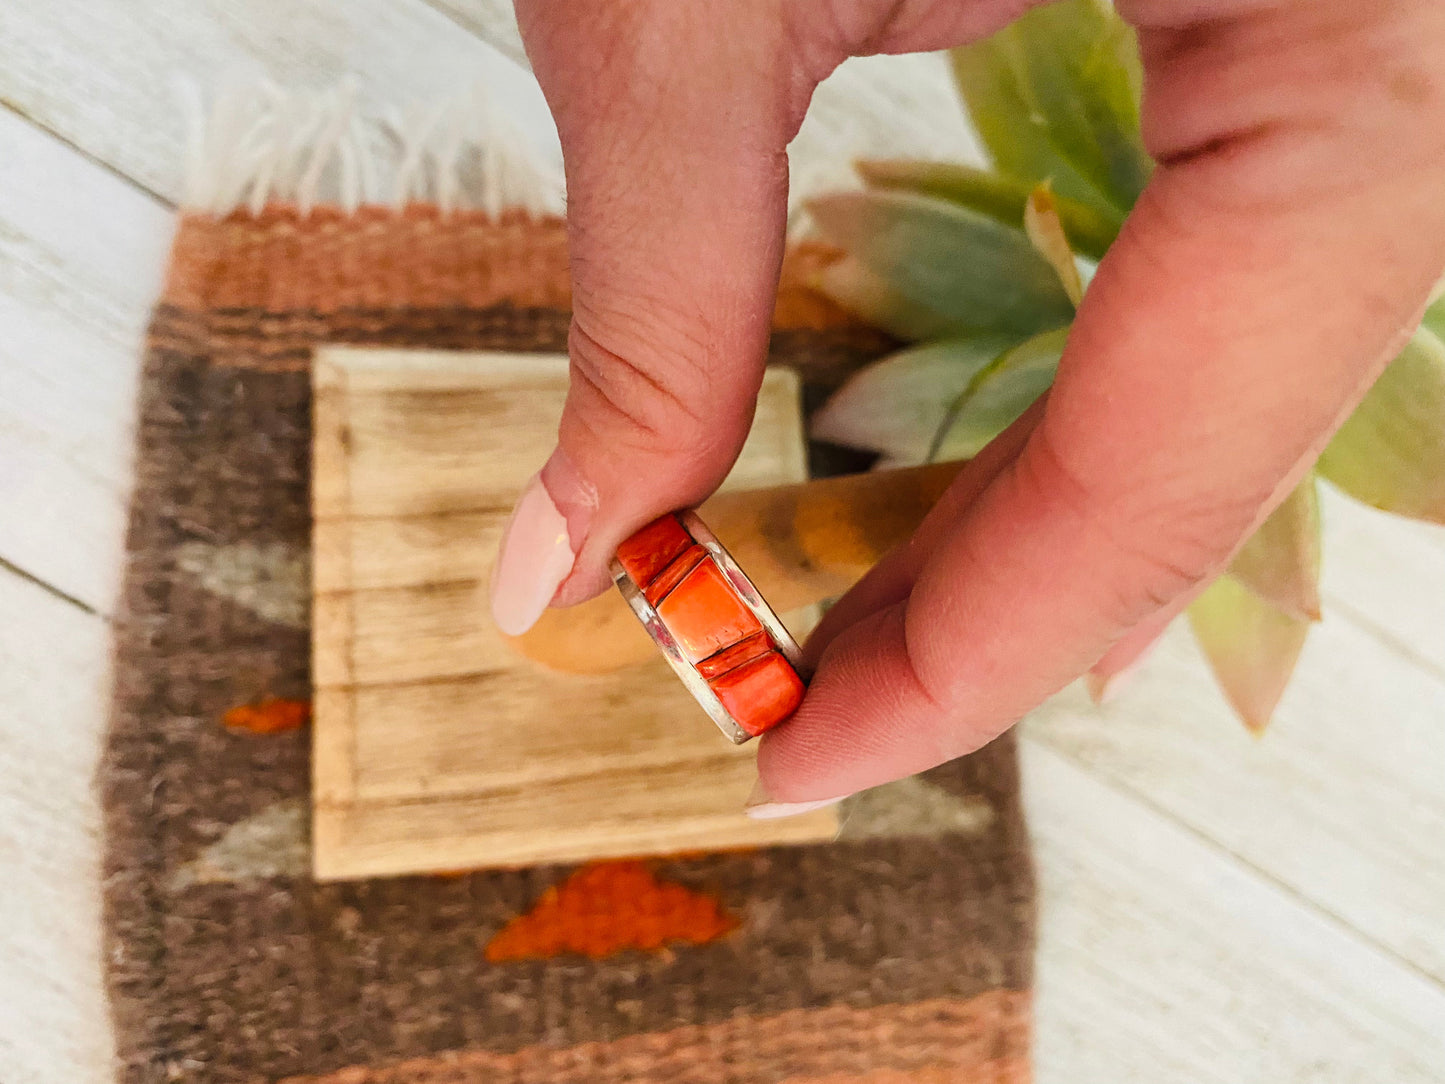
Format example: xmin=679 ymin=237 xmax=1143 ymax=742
xmin=311 ymin=347 xmax=838 ymax=879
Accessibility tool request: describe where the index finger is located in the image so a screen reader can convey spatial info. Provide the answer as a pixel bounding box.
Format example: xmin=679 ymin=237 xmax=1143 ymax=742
xmin=757 ymin=0 xmax=1445 ymax=804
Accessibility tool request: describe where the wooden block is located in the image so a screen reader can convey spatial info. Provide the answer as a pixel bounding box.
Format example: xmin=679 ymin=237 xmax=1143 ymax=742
xmin=311 ymin=348 xmax=837 ymax=880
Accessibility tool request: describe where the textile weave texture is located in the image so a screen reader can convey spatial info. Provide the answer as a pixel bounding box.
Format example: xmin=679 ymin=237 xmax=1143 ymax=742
xmin=101 ymin=206 xmax=1036 ymax=1083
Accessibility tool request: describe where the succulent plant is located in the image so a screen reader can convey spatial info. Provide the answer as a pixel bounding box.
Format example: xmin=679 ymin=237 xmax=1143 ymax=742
xmin=808 ymin=0 xmax=1445 ymax=731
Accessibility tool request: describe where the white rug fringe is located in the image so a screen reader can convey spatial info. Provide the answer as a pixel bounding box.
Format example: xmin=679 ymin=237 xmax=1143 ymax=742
xmin=175 ymin=75 xmax=872 ymax=224
xmin=176 ymin=77 xmax=566 ymax=218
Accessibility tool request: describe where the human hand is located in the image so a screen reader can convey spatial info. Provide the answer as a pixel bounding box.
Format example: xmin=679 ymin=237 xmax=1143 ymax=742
xmin=492 ymin=0 xmax=1445 ymax=813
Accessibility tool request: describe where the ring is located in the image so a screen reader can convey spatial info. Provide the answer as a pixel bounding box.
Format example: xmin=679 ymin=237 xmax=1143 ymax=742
xmin=611 ymin=510 xmax=808 ymax=743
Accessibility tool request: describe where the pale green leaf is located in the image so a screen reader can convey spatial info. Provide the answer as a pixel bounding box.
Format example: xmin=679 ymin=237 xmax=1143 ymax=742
xmin=950 ymin=0 xmax=1152 ymax=214
xmin=1024 ymin=184 xmax=1084 ymax=306
xmin=1188 ymin=574 xmax=1311 ymax=733
xmin=814 ymin=255 xmax=970 ymax=342
xmin=1227 ymin=476 xmax=1322 ymax=622
xmin=1316 ymin=326 xmax=1445 ymax=524
xmin=855 ymin=159 xmax=1121 ymax=259
xmin=949 ymin=33 xmax=1107 ymax=212
xmin=930 ymin=327 xmax=1069 ymax=460
xmin=1010 ymin=0 xmax=1151 ymax=209
xmin=1421 ymin=289 xmax=1445 ymax=340
xmin=811 ymin=334 xmax=1022 ymax=465
xmin=808 ymin=190 xmax=1076 ymax=337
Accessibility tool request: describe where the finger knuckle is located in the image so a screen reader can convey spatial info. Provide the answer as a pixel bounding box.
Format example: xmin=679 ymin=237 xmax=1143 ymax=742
xmin=1026 ymin=427 xmax=1263 ymax=626
xmin=1141 ymin=1 xmax=1445 ymax=206
xmin=567 ymin=313 xmax=713 ymax=457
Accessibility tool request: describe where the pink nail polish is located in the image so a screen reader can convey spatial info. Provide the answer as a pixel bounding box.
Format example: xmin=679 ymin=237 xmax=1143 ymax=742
xmin=536 ymin=448 xmax=601 ymax=607
xmin=743 ymin=778 xmax=846 ymax=820
xmin=746 ymin=797 xmax=845 ymax=820
xmin=1086 ymin=649 xmax=1149 ymax=706
xmin=490 ymin=473 xmax=577 ymax=636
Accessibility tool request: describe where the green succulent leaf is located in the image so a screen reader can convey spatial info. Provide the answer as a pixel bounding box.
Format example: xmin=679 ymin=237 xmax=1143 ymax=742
xmin=1316 ymin=325 xmax=1445 ymax=524
xmin=808 ymin=190 xmax=1077 ymax=337
xmin=950 ymin=31 xmax=1105 ymax=212
xmin=950 ymin=0 xmax=1151 ymax=215
xmin=930 ymin=327 xmax=1069 ymax=460
xmin=814 ymin=254 xmax=971 ymax=342
xmin=854 ymin=159 xmax=1121 ymax=259
xmin=1188 ymin=574 xmax=1311 ymax=733
xmin=1227 ymin=476 xmax=1323 ymax=623
xmin=811 ymin=333 xmax=1023 ymax=465
xmin=1421 ymin=289 xmax=1445 ymax=340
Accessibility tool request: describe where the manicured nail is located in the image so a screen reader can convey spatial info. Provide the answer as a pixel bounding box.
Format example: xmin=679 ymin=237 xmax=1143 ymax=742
xmin=744 ymin=778 xmax=846 ymax=820
xmin=1086 ymin=651 xmax=1148 ymax=706
xmin=490 ymin=472 xmax=577 ymax=636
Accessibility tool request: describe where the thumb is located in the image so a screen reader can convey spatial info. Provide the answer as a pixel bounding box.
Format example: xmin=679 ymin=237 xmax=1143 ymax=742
xmin=490 ymin=0 xmax=808 ymax=634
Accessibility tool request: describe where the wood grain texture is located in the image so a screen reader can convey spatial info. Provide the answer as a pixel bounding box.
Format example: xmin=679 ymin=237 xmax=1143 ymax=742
xmin=1319 ymin=487 xmax=1445 ymax=676
xmin=1028 ymin=612 xmax=1445 ymax=985
xmin=0 ymin=106 xmax=172 ymax=612
xmin=3 ymin=0 xmax=1445 ymax=1076
xmin=1025 ymin=741 xmax=1445 ymax=1083
xmin=0 ymin=0 xmax=978 ymax=215
xmin=0 ymin=572 xmax=116 ymax=1084
xmin=312 ymin=348 xmax=835 ymax=880
xmin=0 ymin=0 xmax=559 ymax=206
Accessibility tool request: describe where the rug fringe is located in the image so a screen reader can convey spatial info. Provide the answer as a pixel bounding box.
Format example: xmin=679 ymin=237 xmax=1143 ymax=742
xmin=175 ymin=77 xmax=566 ymax=218
xmin=174 ymin=76 xmax=866 ymax=225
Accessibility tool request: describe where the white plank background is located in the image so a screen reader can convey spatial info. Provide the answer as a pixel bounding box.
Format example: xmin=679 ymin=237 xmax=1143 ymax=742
xmin=0 ymin=106 xmax=171 ymax=614
xmin=0 ymin=4 xmax=1442 ymax=1082
xmin=0 ymin=571 xmax=115 ymax=1081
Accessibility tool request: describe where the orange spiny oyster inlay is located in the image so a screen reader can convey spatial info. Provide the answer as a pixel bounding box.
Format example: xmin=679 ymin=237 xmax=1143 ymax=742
xmin=615 ymin=513 xmax=693 ymax=588
xmin=711 ymin=651 xmax=807 ymax=737
xmin=618 ymin=513 xmax=806 ymax=736
xmin=222 ymin=698 xmax=311 ymax=734
xmin=654 ymin=556 xmax=763 ymax=662
xmin=484 ymin=860 xmax=739 ymax=962
xmin=643 ymin=544 xmax=707 ymax=607
xmin=696 ymin=630 xmax=773 ymax=681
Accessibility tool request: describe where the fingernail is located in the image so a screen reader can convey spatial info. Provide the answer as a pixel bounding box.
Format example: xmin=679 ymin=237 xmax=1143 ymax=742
xmin=1086 ymin=651 xmax=1148 ymax=706
xmin=490 ymin=472 xmax=577 ymax=636
xmin=744 ymin=777 xmax=846 ymax=820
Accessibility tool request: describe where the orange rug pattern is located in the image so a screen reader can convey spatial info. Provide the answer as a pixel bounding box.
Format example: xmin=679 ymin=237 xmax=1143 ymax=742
xmin=485 ymin=861 xmax=740 ymax=962
xmin=101 ymin=207 xmax=1035 ymax=1084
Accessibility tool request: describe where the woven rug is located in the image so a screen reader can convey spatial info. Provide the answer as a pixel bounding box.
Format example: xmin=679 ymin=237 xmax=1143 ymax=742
xmin=101 ymin=204 xmax=1036 ymax=1083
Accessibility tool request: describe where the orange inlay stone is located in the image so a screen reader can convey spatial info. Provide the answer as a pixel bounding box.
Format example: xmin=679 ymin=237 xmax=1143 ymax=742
xmin=654 ymin=556 xmax=763 ymax=663
xmin=614 ymin=513 xmax=693 ymax=590
xmin=642 ymin=543 xmax=707 ymax=607
xmin=696 ymin=630 xmax=773 ymax=680
xmin=708 ymin=651 xmax=805 ymax=736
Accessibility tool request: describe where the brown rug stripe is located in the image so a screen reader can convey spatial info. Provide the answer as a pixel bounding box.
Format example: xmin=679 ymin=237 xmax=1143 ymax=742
xmin=276 ymin=993 xmax=1030 ymax=1084
xmin=103 ymin=208 xmax=1035 ymax=1083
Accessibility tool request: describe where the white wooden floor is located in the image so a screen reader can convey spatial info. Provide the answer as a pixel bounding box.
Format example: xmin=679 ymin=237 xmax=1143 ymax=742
xmin=1 ymin=3 xmax=1443 ymax=1082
